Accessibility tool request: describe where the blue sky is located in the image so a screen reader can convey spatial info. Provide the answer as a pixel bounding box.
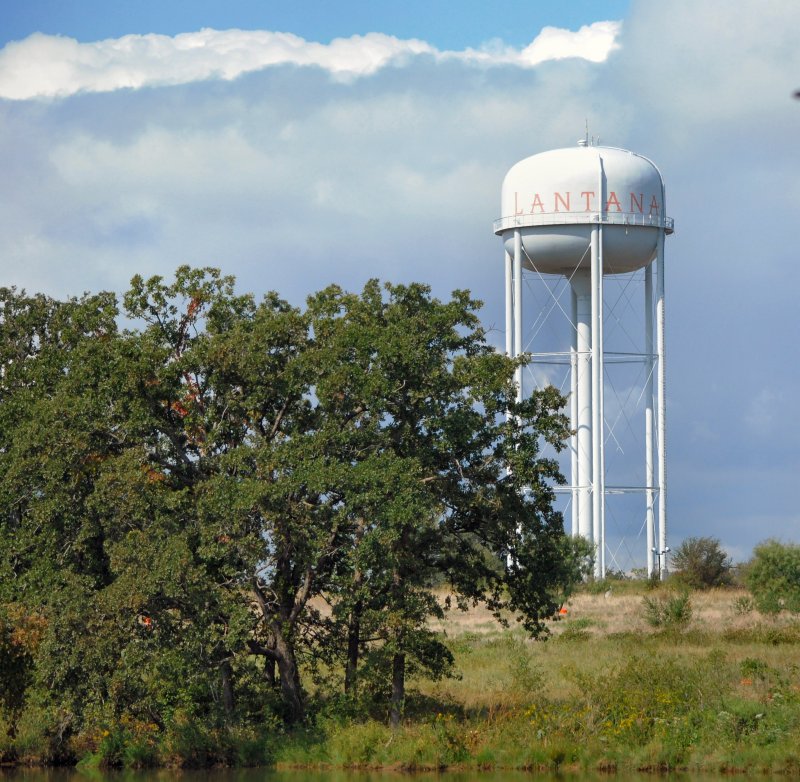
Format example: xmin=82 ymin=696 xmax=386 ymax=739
xmin=0 ymin=1 xmax=631 ymax=49
xmin=0 ymin=0 xmax=797 ymax=566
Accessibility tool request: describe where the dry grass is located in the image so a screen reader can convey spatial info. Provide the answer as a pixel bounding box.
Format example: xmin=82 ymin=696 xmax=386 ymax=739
xmin=288 ymin=583 xmax=800 ymax=773
xmin=432 ymin=585 xmax=784 ymax=638
xmin=417 ymin=585 xmax=800 ymax=708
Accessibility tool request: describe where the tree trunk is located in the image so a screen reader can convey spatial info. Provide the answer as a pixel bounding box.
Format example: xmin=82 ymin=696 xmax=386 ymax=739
xmin=273 ymin=627 xmax=304 ymax=723
xmin=345 ymin=520 xmax=367 ymax=695
xmin=389 ymin=562 xmax=405 ymax=727
xmin=344 ymin=597 xmax=362 ymax=695
xmin=344 ymin=569 xmax=364 ymax=695
xmin=251 ymin=578 xmax=306 ymax=722
xmin=390 ymin=651 xmax=405 ymax=728
xmin=220 ymin=660 xmax=235 ymax=718
xmin=264 ymin=655 xmax=276 ymax=688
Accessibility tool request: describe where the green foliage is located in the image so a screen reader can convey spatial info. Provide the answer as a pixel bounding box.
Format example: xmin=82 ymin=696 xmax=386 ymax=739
xmin=582 ymin=570 xmax=627 ymax=594
xmin=746 ymin=540 xmax=800 ymax=613
xmin=0 ymin=604 xmax=44 ymax=731
xmin=564 ymin=650 xmax=731 ymax=757
xmin=266 ymin=623 xmax=800 ymax=774
xmin=483 ymin=635 xmax=544 ymax=695
xmin=279 ymin=639 xmax=800 ymax=772
xmin=733 ymin=594 xmax=756 ymax=615
xmin=645 ymin=570 xmax=663 ymax=590
xmin=0 ymin=268 xmax=586 ymax=759
xmin=642 ymin=591 xmax=693 ymax=630
xmin=557 ymin=617 xmax=594 ymax=642
xmin=671 ymin=536 xmax=733 ymax=590
xmin=722 ymin=622 xmax=800 ymax=645
xmin=11 ymin=702 xmax=73 ymax=765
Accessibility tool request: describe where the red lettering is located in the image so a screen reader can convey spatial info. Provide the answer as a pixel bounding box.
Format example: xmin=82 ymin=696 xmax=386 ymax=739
xmin=605 ymin=191 xmax=622 ymax=212
xmin=554 ymin=192 xmax=570 ymax=212
xmin=514 ymin=192 xmax=523 ymax=216
xmin=649 ymin=195 xmax=660 ymax=214
xmin=630 ymin=192 xmax=644 ymax=213
xmin=530 ymin=194 xmax=545 ymax=213
xmin=580 ymin=191 xmax=595 ymax=211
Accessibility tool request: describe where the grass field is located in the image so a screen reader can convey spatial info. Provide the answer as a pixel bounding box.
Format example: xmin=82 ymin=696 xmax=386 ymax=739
xmin=277 ymin=583 xmax=800 ymax=774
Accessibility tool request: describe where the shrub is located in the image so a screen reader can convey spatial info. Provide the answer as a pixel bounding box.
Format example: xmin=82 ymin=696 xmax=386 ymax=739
xmin=722 ymin=623 xmax=800 ymax=645
xmin=583 ymin=570 xmax=628 ymax=595
xmin=557 ymin=617 xmax=593 ymax=642
xmin=642 ymin=591 xmax=692 ymax=630
xmin=671 ymin=536 xmax=732 ymax=589
xmin=12 ymin=703 xmax=75 ymax=765
xmin=746 ymin=540 xmax=800 ymax=614
xmin=564 ymin=650 xmax=731 ymax=752
xmin=733 ymin=594 xmax=756 ymax=615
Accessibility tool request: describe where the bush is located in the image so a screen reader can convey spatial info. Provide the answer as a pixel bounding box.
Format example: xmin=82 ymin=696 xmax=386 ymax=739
xmin=642 ymin=591 xmax=692 ymax=630
xmin=746 ymin=540 xmax=800 ymax=614
xmin=671 ymin=536 xmax=732 ymax=589
xmin=557 ymin=617 xmax=593 ymax=642
xmin=733 ymin=594 xmax=755 ymax=615
xmin=564 ymin=650 xmax=731 ymax=754
xmin=12 ymin=703 xmax=75 ymax=765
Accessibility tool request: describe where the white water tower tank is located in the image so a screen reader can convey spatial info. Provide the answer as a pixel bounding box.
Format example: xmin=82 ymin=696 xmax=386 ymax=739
xmin=495 ymin=141 xmax=674 ymax=578
xmin=497 ymin=144 xmax=668 ymax=273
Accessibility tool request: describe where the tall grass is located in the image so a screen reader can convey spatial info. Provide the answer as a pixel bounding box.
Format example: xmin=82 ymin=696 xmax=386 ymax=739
xmin=641 ymin=590 xmax=693 ymax=630
xmin=7 ymin=586 xmax=800 ymax=772
xmin=274 ymin=587 xmax=800 ymax=773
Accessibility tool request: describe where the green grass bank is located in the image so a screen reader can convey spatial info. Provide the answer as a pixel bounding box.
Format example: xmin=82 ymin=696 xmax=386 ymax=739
xmin=6 ymin=585 xmax=800 ymax=774
xmin=273 ymin=585 xmax=800 ymax=775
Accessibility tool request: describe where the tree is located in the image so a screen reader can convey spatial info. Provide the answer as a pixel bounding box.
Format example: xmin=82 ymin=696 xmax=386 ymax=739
xmin=0 ymin=269 xmax=590 ymax=746
xmin=306 ymin=280 xmax=588 ymax=724
xmin=746 ymin=540 xmax=800 ymax=614
xmin=123 ymin=267 xmax=323 ymax=724
xmin=0 ymin=272 xmax=306 ymax=750
xmin=670 ymin=536 xmax=733 ymax=590
xmin=0 ymin=287 xmax=189 ymax=756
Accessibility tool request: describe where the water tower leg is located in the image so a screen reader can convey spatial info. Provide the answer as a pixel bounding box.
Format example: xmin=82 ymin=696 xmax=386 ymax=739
xmin=513 ymin=230 xmax=523 ymax=404
xmin=570 ymin=287 xmax=579 ymax=538
xmin=571 ymin=271 xmax=592 ymax=544
xmin=590 ymin=225 xmax=604 ymax=579
xmin=504 ymin=246 xmax=517 ymax=570
xmin=656 ymin=231 xmax=668 ymax=578
xmin=598 ymin=225 xmax=606 ymax=579
xmin=645 ymin=262 xmax=656 ymax=578
xmin=505 ymin=251 xmax=513 ymax=364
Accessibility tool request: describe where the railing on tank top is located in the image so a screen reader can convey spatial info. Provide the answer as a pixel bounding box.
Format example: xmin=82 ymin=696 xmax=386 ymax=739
xmin=493 ymin=211 xmax=675 ymax=234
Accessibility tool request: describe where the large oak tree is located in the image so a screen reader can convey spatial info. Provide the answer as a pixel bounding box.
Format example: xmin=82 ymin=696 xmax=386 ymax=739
xmin=0 ymin=268 xmax=587 ymax=751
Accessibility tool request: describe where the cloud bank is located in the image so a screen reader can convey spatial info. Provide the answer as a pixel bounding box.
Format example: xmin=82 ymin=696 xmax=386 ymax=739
xmin=0 ymin=21 xmax=620 ymax=100
xmin=0 ymin=0 xmax=798 ymax=560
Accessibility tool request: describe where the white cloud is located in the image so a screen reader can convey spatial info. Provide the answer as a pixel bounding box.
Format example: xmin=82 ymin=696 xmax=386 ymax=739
xmin=519 ymin=21 xmax=620 ymax=65
xmin=0 ymin=22 xmax=621 ymax=100
xmin=0 ymin=0 xmax=799 ymax=559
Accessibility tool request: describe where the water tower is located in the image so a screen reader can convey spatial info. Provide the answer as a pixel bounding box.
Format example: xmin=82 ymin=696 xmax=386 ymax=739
xmin=495 ymin=141 xmax=674 ymax=578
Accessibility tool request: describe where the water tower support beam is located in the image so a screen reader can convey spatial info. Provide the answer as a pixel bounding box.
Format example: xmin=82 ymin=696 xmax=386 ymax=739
xmin=505 ymin=251 xmax=513 ymax=362
xmin=598 ymin=224 xmax=606 ymax=579
xmin=571 ymin=271 xmax=592 ymax=543
xmin=570 ymin=288 xmax=579 ymax=538
xmin=656 ymin=230 xmax=668 ymax=578
xmin=645 ymin=262 xmax=656 ymax=578
xmin=590 ymin=223 xmax=604 ymax=578
xmin=513 ymin=230 xmax=523 ymax=404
